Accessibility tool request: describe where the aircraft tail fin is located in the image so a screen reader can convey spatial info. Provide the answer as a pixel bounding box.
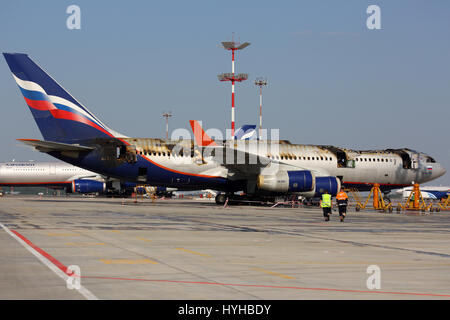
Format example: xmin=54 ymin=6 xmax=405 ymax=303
xmin=3 ymin=53 xmax=124 ymax=143
xmin=189 ymin=120 xmax=218 ymax=147
xmin=234 ymin=125 xmax=256 ymax=140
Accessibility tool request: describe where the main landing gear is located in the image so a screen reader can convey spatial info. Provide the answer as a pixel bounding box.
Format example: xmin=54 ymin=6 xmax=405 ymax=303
xmin=215 ymin=193 xmax=228 ymax=205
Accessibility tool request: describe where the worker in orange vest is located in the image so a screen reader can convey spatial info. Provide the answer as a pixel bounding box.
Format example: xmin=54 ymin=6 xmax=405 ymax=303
xmin=336 ymin=188 xmax=349 ymax=222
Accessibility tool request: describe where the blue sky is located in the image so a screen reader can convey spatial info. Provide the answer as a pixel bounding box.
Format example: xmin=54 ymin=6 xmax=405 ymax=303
xmin=0 ymin=0 xmax=449 ymax=185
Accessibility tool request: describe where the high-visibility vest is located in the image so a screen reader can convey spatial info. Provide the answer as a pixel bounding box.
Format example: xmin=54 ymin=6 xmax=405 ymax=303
xmin=336 ymin=191 xmax=348 ymax=201
xmin=321 ymin=194 xmax=332 ymax=207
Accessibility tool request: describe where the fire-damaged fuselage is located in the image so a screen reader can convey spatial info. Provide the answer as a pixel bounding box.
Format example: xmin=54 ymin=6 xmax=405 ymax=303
xmin=3 ymin=52 xmax=447 ymax=204
xmin=43 ymin=136 xmax=446 ymax=198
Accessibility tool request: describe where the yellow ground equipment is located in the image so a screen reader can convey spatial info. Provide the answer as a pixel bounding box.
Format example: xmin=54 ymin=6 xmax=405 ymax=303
xmin=350 ymin=183 xmax=393 ymax=212
xmin=133 ymin=185 xmax=158 ymax=203
xmin=396 ymin=183 xmax=438 ymax=212
xmin=437 ymin=195 xmax=450 ymax=211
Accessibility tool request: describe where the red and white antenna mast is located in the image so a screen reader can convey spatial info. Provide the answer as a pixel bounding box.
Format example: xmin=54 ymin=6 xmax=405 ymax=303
xmin=218 ymin=35 xmax=250 ymax=138
xmin=162 ymin=111 xmax=172 ymax=141
xmin=254 ymin=77 xmax=267 ymax=140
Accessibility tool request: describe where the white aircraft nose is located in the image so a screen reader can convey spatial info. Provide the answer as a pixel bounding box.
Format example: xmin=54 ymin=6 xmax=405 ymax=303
xmin=436 ymin=164 xmax=447 ymax=178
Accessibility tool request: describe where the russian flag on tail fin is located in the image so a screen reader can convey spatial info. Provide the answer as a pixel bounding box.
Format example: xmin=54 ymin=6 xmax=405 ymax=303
xmin=3 ymin=53 xmax=125 ymax=143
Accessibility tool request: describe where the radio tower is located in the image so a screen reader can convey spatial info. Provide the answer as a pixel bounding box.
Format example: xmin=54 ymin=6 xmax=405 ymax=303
xmin=254 ymin=77 xmax=267 ymax=140
xmin=162 ymin=111 xmax=172 ymax=141
xmin=218 ymin=35 xmax=250 ymax=138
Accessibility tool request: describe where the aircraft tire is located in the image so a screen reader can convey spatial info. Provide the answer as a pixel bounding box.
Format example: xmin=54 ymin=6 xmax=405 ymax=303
xmin=215 ymin=193 xmax=227 ymax=205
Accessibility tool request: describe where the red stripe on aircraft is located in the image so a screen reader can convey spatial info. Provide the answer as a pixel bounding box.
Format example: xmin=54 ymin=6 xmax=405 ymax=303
xmin=24 ymin=97 xmax=56 ymax=111
xmin=23 ymin=100 xmax=221 ymax=180
xmin=0 ymin=182 xmax=71 ymax=185
xmin=24 ymin=97 xmax=113 ymax=137
xmin=49 ymin=109 xmax=113 ymax=137
xmin=140 ymin=154 xmax=224 ymax=179
xmin=116 ymin=138 xmax=223 ymax=179
xmin=343 ymin=181 xmax=410 ymax=187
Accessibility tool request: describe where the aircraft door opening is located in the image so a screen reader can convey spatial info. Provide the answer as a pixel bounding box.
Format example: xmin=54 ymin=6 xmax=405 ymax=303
xmin=400 ymin=152 xmax=412 ymax=169
xmin=336 ymin=151 xmax=354 ymax=168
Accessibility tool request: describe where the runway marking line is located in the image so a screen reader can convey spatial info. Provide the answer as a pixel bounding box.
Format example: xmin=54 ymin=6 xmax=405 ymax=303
xmin=80 ymin=275 xmax=450 ymax=298
xmin=1 ymin=224 xmax=449 ymax=299
xmin=0 ymin=223 xmax=98 ymax=300
xmin=47 ymin=233 xmax=80 ymax=237
xmin=137 ymin=237 xmax=152 ymax=242
xmin=251 ymin=267 xmax=295 ymax=279
xmin=65 ymin=242 xmax=106 ymax=247
xmin=99 ymin=259 xmax=158 ymax=265
xmin=175 ymin=247 xmax=211 ymax=257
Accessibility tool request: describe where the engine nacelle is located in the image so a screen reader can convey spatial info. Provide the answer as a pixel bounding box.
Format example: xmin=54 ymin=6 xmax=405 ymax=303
xmin=314 ymin=176 xmax=340 ymax=196
xmin=72 ymin=179 xmax=106 ymax=194
xmin=257 ymin=170 xmax=314 ymax=193
xmin=293 ymin=176 xmax=342 ymax=198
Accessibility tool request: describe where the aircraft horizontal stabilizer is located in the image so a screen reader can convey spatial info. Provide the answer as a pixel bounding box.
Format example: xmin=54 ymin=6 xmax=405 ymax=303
xmin=17 ymin=139 xmax=94 ymax=154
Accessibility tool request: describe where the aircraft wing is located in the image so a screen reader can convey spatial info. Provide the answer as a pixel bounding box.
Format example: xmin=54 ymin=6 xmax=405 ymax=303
xmin=189 ymin=120 xmax=333 ymax=177
xmin=18 ymin=139 xmax=94 ymax=153
xmin=201 ymin=145 xmax=271 ymax=175
xmin=72 ymin=174 xmax=103 ymax=181
xmin=202 ymin=145 xmax=329 ymax=178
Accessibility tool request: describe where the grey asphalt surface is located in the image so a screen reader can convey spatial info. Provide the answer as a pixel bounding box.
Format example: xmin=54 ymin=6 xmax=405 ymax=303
xmin=0 ymin=195 xmax=449 ymax=300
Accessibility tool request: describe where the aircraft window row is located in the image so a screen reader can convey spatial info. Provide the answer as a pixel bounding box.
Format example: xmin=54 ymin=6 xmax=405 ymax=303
xmin=138 ymin=150 xmax=196 ymax=158
xmin=268 ymin=155 xmax=334 ymax=161
xmin=139 ymin=150 xmax=170 ymax=157
xmin=355 ymin=158 xmax=393 ymax=163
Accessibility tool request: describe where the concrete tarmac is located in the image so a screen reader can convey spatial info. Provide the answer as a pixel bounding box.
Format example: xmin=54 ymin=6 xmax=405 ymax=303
xmin=0 ymin=195 xmax=449 ymax=300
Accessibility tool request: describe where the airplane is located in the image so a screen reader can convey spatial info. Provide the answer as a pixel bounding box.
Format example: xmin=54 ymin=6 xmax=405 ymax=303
xmin=0 ymin=130 xmax=258 ymax=197
xmin=0 ymin=161 xmax=177 ymax=196
xmin=2 ymin=53 xmax=447 ymax=205
xmin=395 ymin=186 xmax=450 ymax=200
xmin=0 ymin=161 xmax=106 ymax=194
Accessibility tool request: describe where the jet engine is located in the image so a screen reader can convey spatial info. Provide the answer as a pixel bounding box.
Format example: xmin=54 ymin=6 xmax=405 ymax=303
xmin=257 ymin=170 xmax=315 ymax=193
xmin=257 ymin=170 xmax=341 ymax=197
xmin=313 ymin=176 xmax=340 ymax=196
xmin=71 ymin=179 xmax=106 ymax=194
xmin=297 ymin=176 xmax=341 ymax=197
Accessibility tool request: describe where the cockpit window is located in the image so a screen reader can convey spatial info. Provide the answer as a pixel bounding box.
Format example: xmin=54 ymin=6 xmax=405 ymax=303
xmin=426 ymin=156 xmax=436 ymax=163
